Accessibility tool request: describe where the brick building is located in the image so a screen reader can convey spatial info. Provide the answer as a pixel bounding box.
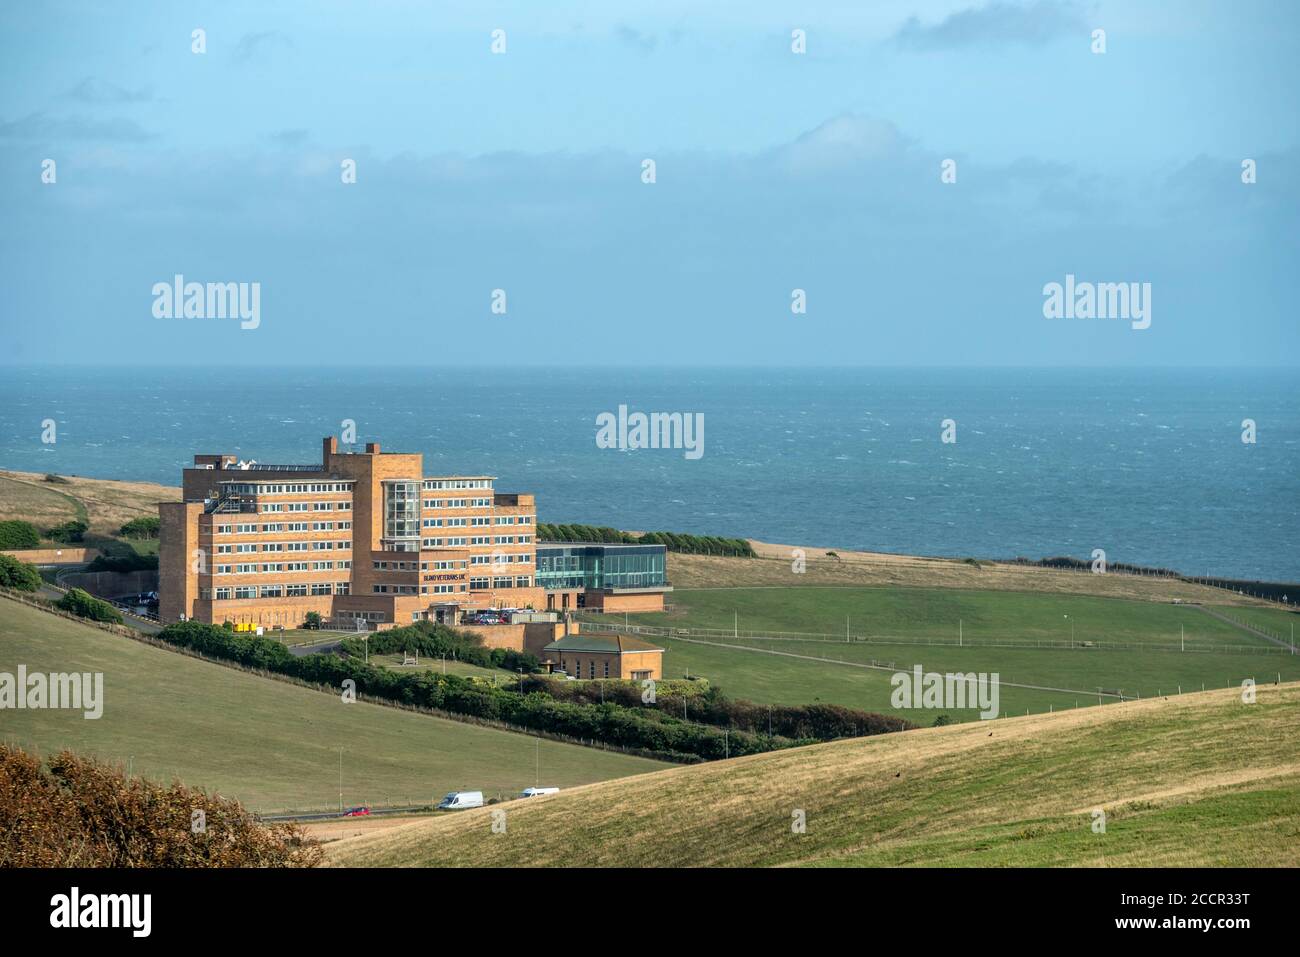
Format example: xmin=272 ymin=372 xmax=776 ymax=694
xmin=541 ymin=633 xmax=665 ymax=681
xmin=159 ymin=436 xmax=543 ymax=628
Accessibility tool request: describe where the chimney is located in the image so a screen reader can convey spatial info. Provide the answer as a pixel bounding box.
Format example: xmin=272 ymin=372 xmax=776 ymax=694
xmin=365 ymin=442 xmax=380 ymax=454
xmin=323 ymin=436 xmax=338 ymax=461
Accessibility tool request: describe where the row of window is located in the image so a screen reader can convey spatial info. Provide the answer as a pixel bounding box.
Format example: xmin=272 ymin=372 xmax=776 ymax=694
xmin=261 ymin=501 xmax=353 ymax=513
xmin=222 ymin=482 xmax=355 ymax=495
xmin=213 ymin=521 xmax=352 ymax=534
xmin=204 ymin=582 xmax=351 ymax=600
xmin=422 ymin=498 xmax=492 ymax=509
xmin=217 ymin=541 xmax=348 ymax=553
xmin=214 ymin=561 xmax=353 ymax=574
xmin=419 ymin=534 xmax=534 ymax=546
xmin=470 ymin=553 xmax=531 ymax=565
xmin=421 ymin=515 xmax=532 ymax=527
xmin=423 ymin=479 xmax=492 ymax=490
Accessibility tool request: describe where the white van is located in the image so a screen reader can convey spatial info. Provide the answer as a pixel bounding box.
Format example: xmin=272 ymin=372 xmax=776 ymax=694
xmin=437 ymin=791 xmax=484 ymax=810
xmin=521 ymin=786 xmax=560 ymax=798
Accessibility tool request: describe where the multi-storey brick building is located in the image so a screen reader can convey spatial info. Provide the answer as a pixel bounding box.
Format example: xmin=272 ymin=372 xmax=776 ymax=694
xmin=159 ymin=436 xmax=544 ymax=628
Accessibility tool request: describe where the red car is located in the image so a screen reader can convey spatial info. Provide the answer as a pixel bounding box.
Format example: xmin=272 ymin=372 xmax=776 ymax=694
xmin=342 ymin=806 xmax=371 ymax=817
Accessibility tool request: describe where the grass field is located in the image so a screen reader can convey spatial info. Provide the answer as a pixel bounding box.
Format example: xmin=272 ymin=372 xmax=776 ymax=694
xmin=608 ymin=587 xmax=1300 ymax=722
xmin=0 ymin=597 xmax=665 ymax=812
xmin=637 ymin=586 xmax=1278 ymax=648
xmin=0 ymin=469 xmax=178 ymax=536
xmin=669 ymin=543 xmax=1284 ymax=607
xmin=327 ymin=682 xmax=1300 ymax=867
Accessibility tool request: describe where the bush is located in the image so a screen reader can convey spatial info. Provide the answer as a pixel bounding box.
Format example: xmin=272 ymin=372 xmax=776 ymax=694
xmin=0 ymin=743 xmax=322 ymax=867
xmin=0 ymin=554 xmax=42 ymax=591
xmin=119 ymin=516 xmax=161 ymax=539
xmin=43 ymin=473 xmax=71 ymax=484
xmin=56 ymin=588 xmax=123 ymax=624
xmin=45 ymin=519 xmax=87 ymax=544
xmin=0 ymin=520 xmax=41 ymax=550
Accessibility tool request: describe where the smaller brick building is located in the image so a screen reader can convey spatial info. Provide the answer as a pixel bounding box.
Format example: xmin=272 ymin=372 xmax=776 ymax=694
xmin=542 ymin=633 xmax=664 ymax=681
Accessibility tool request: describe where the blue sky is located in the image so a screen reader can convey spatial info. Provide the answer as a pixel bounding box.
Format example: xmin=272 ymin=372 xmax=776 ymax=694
xmin=1 ymin=0 xmax=1297 ymax=366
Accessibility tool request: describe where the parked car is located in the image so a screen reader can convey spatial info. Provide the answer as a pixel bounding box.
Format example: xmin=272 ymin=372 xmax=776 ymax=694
xmin=521 ymin=787 xmax=560 ymax=798
xmin=437 ymin=791 xmax=484 ymax=810
xmin=342 ymin=806 xmax=371 ymax=817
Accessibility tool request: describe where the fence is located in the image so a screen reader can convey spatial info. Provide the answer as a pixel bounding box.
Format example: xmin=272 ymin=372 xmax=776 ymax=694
xmin=576 ymin=617 xmax=1297 ymax=657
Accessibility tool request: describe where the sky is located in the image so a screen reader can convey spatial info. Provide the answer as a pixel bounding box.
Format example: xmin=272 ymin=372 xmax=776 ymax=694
xmin=0 ymin=0 xmax=1297 ymax=367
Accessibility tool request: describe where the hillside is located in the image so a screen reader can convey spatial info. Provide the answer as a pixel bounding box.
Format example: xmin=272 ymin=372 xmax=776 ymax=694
xmin=0 ymin=468 xmax=179 ymax=536
xmin=0 ymin=597 xmax=665 ymax=812
xmin=669 ymin=540 xmax=1279 ymax=606
xmin=328 ymin=681 xmax=1300 ymax=867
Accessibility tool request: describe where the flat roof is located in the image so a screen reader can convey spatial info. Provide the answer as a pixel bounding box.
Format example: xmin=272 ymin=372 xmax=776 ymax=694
xmin=543 ymin=633 xmax=665 ymax=654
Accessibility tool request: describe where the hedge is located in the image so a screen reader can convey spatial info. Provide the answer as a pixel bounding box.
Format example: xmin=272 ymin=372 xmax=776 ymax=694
xmin=537 ymin=523 xmax=755 ymax=557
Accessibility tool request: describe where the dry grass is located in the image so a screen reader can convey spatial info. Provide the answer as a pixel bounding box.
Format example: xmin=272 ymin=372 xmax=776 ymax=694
xmin=328 ymin=682 xmax=1300 ymax=868
xmin=665 ymin=539 xmax=1273 ymax=606
xmin=0 ymin=469 xmax=179 ymax=535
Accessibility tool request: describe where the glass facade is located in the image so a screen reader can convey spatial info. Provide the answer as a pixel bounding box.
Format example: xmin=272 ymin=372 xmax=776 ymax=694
xmin=382 ymin=480 xmax=421 ymax=550
xmin=535 ymin=543 xmax=667 ymax=591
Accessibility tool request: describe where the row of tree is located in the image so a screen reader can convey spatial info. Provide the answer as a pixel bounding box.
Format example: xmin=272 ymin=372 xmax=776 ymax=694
xmin=537 ymin=523 xmax=755 ymax=557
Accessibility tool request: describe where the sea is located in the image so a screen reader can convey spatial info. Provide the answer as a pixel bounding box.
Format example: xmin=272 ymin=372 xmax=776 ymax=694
xmin=1 ymin=366 xmax=1296 ymax=582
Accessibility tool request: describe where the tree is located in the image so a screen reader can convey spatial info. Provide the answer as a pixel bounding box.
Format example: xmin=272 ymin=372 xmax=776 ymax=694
xmin=119 ymin=516 xmax=161 ymax=539
xmin=0 ymin=554 xmax=42 ymax=591
xmin=303 ymin=611 xmax=322 ymax=631
xmin=45 ymin=520 xmax=87 ymax=544
xmin=0 ymin=520 xmax=41 ymax=550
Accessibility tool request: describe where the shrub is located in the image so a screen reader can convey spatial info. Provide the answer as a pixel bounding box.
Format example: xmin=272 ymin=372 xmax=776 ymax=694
xmin=45 ymin=519 xmax=88 ymax=544
xmin=0 ymin=520 xmax=41 ymax=550
xmin=0 ymin=743 xmax=322 ymax=867
xmin=0 ymin=554 xmax=42 ymax=591
xmin=119 ymin=516 xmax=161 ymax=539
xmin=56 ymin=588 xmax=123 ymax=624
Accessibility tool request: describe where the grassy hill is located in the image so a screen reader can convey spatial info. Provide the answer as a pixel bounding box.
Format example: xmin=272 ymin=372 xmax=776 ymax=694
xmin=0 ymin=469 xmax=179 ymax=537
xmin=328 ymin=681 xmax=1300 ymax=867
xmin=609 ymin=586 xmax=1300 ymax=722
xmin=0 ymin=597 xmax=665 ymax=813
xmin=670 ymin=541 xmax=1284 ymax=606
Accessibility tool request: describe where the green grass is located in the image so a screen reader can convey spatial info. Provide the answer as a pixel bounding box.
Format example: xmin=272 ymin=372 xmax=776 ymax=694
xmin=327 ymin=682 xmax=1300 ymax=867
xmin=0 ymin=597 xmax=666 ymax=813
xmin=369 ymin=653 xmax=513 ymax=681
xmin=615 ymin=586 xmax=1299 ymax=723
xmin=636 ymin=586 xmax=1270 ymax=649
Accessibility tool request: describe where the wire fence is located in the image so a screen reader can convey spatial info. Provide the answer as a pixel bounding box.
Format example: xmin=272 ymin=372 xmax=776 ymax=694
xmin=577 ymin=617 xmax=1299 ymax=657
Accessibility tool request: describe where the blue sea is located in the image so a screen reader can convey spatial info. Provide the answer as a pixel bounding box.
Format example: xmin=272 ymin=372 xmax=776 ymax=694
xmin=1 ymin=367 xmax=1296 ymax=582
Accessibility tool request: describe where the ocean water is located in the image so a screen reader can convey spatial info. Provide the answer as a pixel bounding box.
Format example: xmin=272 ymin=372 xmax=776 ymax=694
xmin=1 ymin=366 xmax=1296 ymax=581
